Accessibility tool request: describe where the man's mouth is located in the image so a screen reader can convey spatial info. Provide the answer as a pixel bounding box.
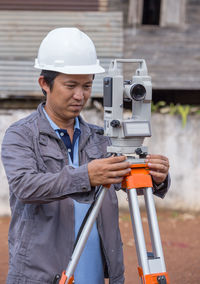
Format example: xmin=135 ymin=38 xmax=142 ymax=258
xmin=69 ymin=105 xmax=83 ymax=110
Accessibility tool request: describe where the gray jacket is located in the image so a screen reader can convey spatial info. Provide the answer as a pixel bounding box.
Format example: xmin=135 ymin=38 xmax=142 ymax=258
xmin=1 ymin=103 xmax=170 ymax=284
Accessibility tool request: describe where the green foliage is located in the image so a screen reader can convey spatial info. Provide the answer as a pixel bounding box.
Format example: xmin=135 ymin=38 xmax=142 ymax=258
xmin=151 ymin=101 xmax=166 ymax=112
xmin=151 ymin=102 xmax=200 ymax=128
xmin=169 ymin=103 xmax=177 ymax=115
xmin=177 ymin=105 xmax=190 ymax=127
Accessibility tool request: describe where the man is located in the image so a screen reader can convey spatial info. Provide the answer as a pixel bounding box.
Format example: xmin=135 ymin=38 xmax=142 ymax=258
xmin=1 ymin=28 xmax=170 ymax=284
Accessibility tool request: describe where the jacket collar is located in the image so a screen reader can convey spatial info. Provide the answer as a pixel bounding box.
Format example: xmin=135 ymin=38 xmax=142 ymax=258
xmin=37 ymin=102 xmax=60 ymax=140
xmin=36 ymin=102 xmax=92 ymax=148
xmin=78 ymin=115 xmax=92 ymax=151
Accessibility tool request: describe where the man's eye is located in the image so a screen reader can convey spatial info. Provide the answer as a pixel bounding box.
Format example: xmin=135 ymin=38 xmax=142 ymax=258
xmin=66 ymin=85 xmax=75 ymax=88
xmin=84 ymin=85 xmax=92 ymax=89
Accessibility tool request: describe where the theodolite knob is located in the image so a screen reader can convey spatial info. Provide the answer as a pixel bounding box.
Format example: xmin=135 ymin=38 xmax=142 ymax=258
xmin=110 ymin=120 xmax=121 ymax=128
xmin=135 ymin=148 xmax=148 ymax=158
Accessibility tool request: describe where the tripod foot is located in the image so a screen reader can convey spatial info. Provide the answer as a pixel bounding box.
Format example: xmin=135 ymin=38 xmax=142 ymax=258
xmin=138 ymin=267 xmax=169 ymax=284
xmin=144 ymin=272 xmax=169 ymax=284
xmin=157 ymin=275 xmax=167 ymax=284
xmin=53 ymin=274 xmax=61 ymax=284
xmin=53 ymin=271 xmax=74 ymax=284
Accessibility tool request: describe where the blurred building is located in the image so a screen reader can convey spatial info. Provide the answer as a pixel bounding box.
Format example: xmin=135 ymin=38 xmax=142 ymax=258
xmin=0 ymin=0 xmax=200 ymax=106
xmin=109 ymin=0 xmax=200 ymax=104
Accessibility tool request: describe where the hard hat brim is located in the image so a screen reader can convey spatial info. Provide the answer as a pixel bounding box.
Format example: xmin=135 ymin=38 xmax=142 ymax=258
xmin=34 ymin=59 xmax=105 ymax=75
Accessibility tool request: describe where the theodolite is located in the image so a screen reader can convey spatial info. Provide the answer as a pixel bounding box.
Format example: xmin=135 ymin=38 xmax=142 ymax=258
xmin=104 ymin=59 xmax=151 ymax=158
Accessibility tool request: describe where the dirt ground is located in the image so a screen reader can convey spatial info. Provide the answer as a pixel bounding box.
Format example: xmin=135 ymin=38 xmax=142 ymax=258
xmin=0 ymin=210 xmax=200 ymax=284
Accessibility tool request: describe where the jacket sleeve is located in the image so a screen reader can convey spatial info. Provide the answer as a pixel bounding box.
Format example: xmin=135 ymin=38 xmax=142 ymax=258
xmin=152 ymin=174 xmax=171 ymax=199
xmin=1 ymin=125 xmax=93 ymax=204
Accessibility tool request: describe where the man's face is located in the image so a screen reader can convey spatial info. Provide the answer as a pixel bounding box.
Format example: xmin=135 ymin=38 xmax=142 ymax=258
xmin=42 ymin=73 xmax=93 ymax=122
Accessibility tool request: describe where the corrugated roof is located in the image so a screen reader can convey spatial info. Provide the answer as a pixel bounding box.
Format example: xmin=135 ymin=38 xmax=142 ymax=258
xmin=0 ymin=0 xmax=99 ymax=11
xmin=0 ymin=11 xmax=123 ymax=97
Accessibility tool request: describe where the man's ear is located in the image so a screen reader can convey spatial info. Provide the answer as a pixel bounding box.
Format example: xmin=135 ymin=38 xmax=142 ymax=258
xmin=38 ymin=76 xmax=50 ymax=95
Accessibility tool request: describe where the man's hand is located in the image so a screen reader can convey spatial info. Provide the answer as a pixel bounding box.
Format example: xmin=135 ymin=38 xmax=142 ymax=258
xmin=88 ymin=155 xmax=131 ymax=187
xmin=145 ymin=154 xmax=170 ymax=185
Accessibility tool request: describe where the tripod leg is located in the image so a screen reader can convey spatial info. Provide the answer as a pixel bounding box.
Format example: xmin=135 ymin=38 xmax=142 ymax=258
xmin=144 ymin=187 xmax=166 ymax=272
xmin=127 ymin=188 xmax=150 ymax=276
xmin=127 ymin=187 xmax=169 ymax=284
xmin=59 ymin=186 xmax=109 ymax=284
xmin=124 ymin=163 xmax=169 ymax=283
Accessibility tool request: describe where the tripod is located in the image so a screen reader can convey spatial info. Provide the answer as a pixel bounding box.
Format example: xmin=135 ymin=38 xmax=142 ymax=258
xmin=53 ymin=157 xmax=169 ymax=284
xmin=122 ymin=160 xmax=169 ymax=283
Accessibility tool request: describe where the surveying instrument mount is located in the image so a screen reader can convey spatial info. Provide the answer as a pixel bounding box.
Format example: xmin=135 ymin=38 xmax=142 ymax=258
xmin=53 ymin=59 xmax=169 ymax=284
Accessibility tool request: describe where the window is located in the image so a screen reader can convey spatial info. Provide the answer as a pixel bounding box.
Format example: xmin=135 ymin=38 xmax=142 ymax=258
xmin=142 ymin=0 xmax=161 ymax=25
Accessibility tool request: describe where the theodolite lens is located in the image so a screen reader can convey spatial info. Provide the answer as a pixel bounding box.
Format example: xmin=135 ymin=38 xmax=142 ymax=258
xmin=130 ymin=84 xmax=146 ymax=101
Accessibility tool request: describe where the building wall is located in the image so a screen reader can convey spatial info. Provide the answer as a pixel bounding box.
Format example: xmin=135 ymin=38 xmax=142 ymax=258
xmin=0 ymin=107 xmax=200 ymax=215
xmin=186 ymin=0 xmax=200 ymax=25
xmin=1 ymin=0 xmax=199 ymax=97
xmin=0 ymin=0 xmax=101 ymax=11
xmin=108 ymin=0 xmax=200 ymax=92
xmin=0 ymin=11 xmax=123 ymax=98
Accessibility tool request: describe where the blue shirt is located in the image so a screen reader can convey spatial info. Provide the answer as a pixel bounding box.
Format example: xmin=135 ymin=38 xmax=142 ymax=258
xmin=43 ymin=108 xmax=104 ymax=284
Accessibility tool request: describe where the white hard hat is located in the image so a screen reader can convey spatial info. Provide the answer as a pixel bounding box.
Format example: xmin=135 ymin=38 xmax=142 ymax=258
xmin=34 ymin=27 xmax=105 ymax=74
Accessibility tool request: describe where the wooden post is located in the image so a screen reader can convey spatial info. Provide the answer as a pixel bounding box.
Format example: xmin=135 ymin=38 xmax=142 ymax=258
xmin=160 ymin=0 xmax=186 ymax=27
xmin=128 ymin=0 xmax=144 ymax=26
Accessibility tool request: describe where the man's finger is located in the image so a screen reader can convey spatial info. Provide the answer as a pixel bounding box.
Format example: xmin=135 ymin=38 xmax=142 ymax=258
xmin=146 ymin=158 xmax=169 ymax=168
xmin=146 ymin=154 xmax=169 ymax=163
xmin=107 ymin=161 xmax=131 ymax=171
xmin=147 ymin=154 xmax=167 ymax=159
xmin=105 ymin=155 xmax=127 ymax=163
xmin=148 ymin=163 xmax=169 ymax=173
xmin=150 ymin=171 xmax=167 ymax=183
xmin=108 ymin=168 xmax=131 ymax=178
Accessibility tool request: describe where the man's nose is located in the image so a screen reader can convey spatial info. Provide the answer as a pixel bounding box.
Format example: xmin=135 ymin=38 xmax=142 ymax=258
xmin=73 ymin=87 xmax=84 ymax=100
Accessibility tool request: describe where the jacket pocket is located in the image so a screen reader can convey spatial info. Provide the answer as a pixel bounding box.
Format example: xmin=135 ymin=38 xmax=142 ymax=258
xmin=85 ymin=144 xmax=104 ymax=160
xmin=40 ymin=149 xmax=65 ymax=173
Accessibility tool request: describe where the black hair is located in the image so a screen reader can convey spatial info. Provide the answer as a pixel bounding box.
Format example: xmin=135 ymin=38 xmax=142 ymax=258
xmin=40 ymin=70 xmax=60 ymax=96
xmin=40 ymin=70 xmax=95 ymax=96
